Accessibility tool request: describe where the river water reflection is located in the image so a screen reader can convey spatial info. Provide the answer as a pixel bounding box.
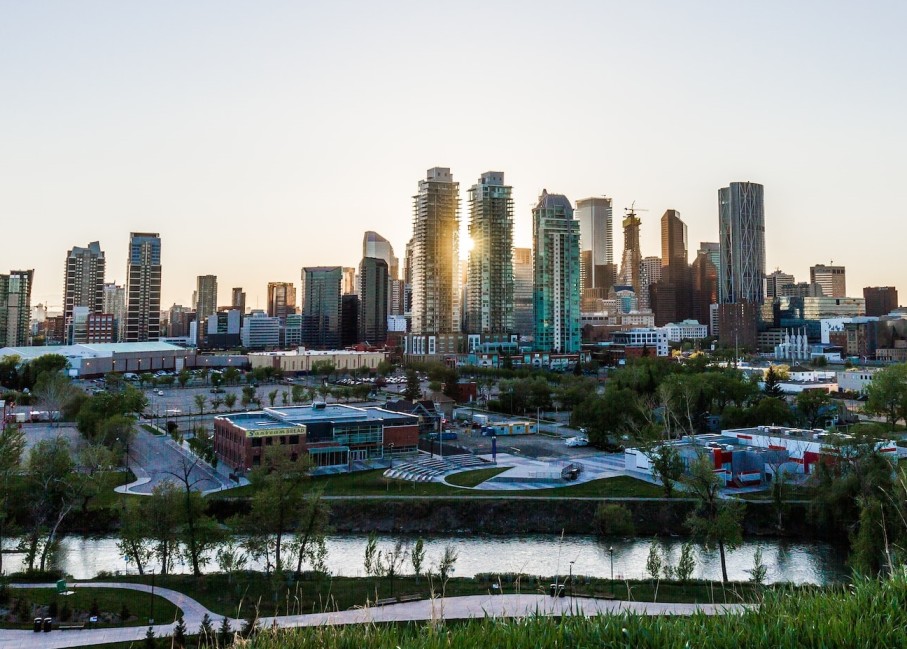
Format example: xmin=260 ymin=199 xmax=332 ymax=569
xmin=6 ymin=534 xmax=849 ymax=585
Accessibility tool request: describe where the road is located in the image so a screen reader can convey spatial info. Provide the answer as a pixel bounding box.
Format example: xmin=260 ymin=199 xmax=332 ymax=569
xmin=0 ymin=582 xmax=746 ymax=648
xmin=125 ymin=428 xmax=227 ymax=494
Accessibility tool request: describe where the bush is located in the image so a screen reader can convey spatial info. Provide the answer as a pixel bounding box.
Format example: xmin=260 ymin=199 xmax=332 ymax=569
xmin=594 ymin=503 xmax=636 ymax=536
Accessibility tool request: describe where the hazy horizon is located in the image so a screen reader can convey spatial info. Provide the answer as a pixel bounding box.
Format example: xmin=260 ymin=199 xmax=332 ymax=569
xmin=2 ymin=1 xmax=905 ymax=311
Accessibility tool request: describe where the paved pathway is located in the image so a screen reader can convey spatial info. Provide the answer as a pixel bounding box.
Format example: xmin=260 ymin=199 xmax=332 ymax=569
xmin=0 ymin=582 xmax=747 ymax=648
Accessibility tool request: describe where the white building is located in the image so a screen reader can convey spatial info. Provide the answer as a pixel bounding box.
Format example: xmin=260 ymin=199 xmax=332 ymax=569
xmin=241 ymin=311 xmax=280 ymax=349
xmin=611 ymin=328 xmax=669 ymax=356
xmin=837 ymin=368 xmax=877 ymax=395
xmin=659 ymin=319 xmax=708 ymax=342
xmin=248 ymin=348 xmax=387 ymax=373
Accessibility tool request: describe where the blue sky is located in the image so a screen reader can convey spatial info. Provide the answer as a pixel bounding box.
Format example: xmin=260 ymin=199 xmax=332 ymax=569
xmin=1 ymin=1 xmax=904 ymax=309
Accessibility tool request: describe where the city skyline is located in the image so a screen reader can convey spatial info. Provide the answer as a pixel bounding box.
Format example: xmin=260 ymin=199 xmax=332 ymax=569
xmin=2 ymin=2 xmax=905 ymax=308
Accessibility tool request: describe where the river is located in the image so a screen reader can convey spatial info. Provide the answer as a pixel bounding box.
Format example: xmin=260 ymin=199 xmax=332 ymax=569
xmin=4 ymin=534 xmax=849 ymax=584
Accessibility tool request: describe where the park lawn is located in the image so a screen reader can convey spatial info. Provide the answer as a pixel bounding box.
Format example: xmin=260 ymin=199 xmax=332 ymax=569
xmin=212 ymin=471 xmax=664 ymax=499
xmin=3 ymin=587 xmax=180 ymax=630
xmin=736 ymin=484 xmax=816 ymax=502
xmin=99 ymin=572 xmax=808 ymax=619
xmin=90 ymin=470 xmax=136 ymax=509
xmin=444 ymin=467 xmax=510 ymax=487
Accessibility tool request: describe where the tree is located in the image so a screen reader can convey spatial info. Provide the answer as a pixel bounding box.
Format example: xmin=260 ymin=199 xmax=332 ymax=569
xmin=144 ymin=625 xmax=156 ymax=649
xmin=675 ymin=541 xmax=696 ymax=583
xmin=376 ymin=540 xmax=409 ymax=596
xmin=211 ymin=397 xmax=224 ymax=413
xmin=245 ymin=448 xmax=311 ymax=573
xmin=683 ymin=456 xmax=744 ymax=583
xmin=22 ymin=437 xmax=77 ymax=572
xmin=402 ymin=370 xmax=421 ymax=401
xmin=146 ymin=482 xmax=181 ymax=574
xmin=224 ymin=393 xmax=237 ymax=410
xmin=33 ymin=372 xmax=78 ymax=426
xmin=75 ymin=386 xmax=147 ymax=446
xmin=218 ymin=616 xmax=233 ymax=647
xmin=436 ymin=544 xmax=459 ymax=585
xmin=796 ymin=389 xmax=832 ymax=429
xmin=75 ymin=443 xmax=117 ymax=512
xmin=291 ymin=488 xmax=330 ymax=578
xmin=268 ymin=389 xmax=278 ymax=407
xmin=364 ymin=532 xmax=378 ymax=577
xmin=594 ymin=503 xmax=636 ymax=536
xmin=198 ymin=613 xmax=215 ymax=647
xmin=177 ymin=370 xmax=191 ymax=388
xmin=411 ymin=538 xmax=425 ymax=583
xmin=0 ymin=421 xmax=25 ymax=575
xmin=865 ymin=363 xmax=907 ymax=431
xmin=194 ymin=394 xmax=207 ymax=418
xmin=173 ymin=613 xmax=187 ymax=649
xmin=763 ymin=366 xmax=784 ymax=398
xmin=216 ymin=538 xmax=248 ymax=583
xmin=572 ymin=387 xmax=640 ymax=448
xmin=291 ymin=384 xmax=307 ymax=404
xmin=118 ymin=499 xmax=153 ymax=576
xmin=646 ymin=443 xmax=685 ymax=499
xmin=166 ymin=456 xmax=223 ymax=577
xmin=223 ymin=366 xmax=241 ymax=386
xmin=747 ymin=546 xmax=768 ymax=585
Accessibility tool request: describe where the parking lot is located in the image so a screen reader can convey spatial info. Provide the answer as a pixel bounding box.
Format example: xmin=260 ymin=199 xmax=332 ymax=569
xmin=442 ymin=419 xmax=600 ymax=461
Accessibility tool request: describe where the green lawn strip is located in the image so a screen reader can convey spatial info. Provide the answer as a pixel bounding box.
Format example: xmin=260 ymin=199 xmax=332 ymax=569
xmin=736 ymin=485 xmax=816 ymax=502
xmin=96 ymin=572 xmax=813 ymax=619
xmin=2 ymin=587 xmax=180 ymax=629
xmin=141 ymin=423 xmax=165 ymax=436
xmin=444 ymin=467 xmax=510 ymax=487
xmin=211 ymin=471 xmax=663 ymax=500
xmin=90 ymin=471 xmax=136 ymax=509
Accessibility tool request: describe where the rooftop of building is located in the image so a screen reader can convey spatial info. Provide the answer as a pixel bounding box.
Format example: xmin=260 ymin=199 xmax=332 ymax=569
xmin=248 ymin=347 xmax=386 ymax=357
xmin=218 ymin=403 xmax=417 ymax=431
xmin=0 ymin=341 xmax=187 ymax=360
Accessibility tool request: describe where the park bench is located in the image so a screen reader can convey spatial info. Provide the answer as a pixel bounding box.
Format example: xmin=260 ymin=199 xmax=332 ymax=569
xmin=59 ymin=624 xmax=85 ymax=631
xmin=374 ymin=598 xmax=397 ymax=606
xmin=396 ymin=594 xmax=423 ymax=603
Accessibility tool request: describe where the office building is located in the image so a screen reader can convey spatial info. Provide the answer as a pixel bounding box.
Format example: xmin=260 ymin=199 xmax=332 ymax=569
xmin=195 ymin=275 xmax=218 ymax=343
xmin=0 ymin=270 xmax=34 ymax=347
xmin=638 ymin=256 xmax=662 ymax=311
xmin=576 ymin=196 xmax=614 ymax=293
xmin=231 ymin=287 xmax=246 ymax=314
xmin=359 ymin=256 xmax=389 ymax=345
xmin=410 ymin=167 xmax=460 ymax=335
xmin=342 ymin=267 xmax=358 ymax=296
xmin=533 ymin=190 xmax=581 ymax=353
xmin=653 ymin=209 xmax=691 ymax=325
xmin=266 ymin=282 xmax=297 ymax=322
xmin=301 ymin=266 xmax=342 ymax=349
xmin=513 ymin=247 xmax=534 ymax=338
xmin=341 ymin=294 xmax=360 ymax=347
xmin=864 ymin=286 xmax=899 ymax=317
xmin=765 ymin=270 xmax=796 ymax=299
xmin=241 ymin=310 xmax=280 ymax=349
xmin=718 ymin=182 xmax=765 ymax=305
xmin=691 ymin=251 xmax=718 ymax=333
xmin=466 ymin=171 xmax=513 ymax=335
xmin=698 ymin=242 xmax=720 ymax=272
xmin=63 ymin=242 xmax=106 ymax=343
xmin=166 ymin=304 xmax=194 ymax=338
xmin=205 ymin=309 xmax=242 ymax=349
xmin=124 ymin=232 xmax=162 ymax=342
xmin=810 ymin=264 xmax=846 ymax=298
xmin=363 ymin=231 xmax=399 ymax=279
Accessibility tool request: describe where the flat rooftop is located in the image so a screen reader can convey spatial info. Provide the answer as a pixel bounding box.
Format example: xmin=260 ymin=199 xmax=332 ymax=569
xmin=219 ymin=404 xmax=417 ymax=431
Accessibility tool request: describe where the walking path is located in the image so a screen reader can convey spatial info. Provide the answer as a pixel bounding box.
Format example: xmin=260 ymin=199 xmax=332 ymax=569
xmin=0 ymin=582 xmax=747 ymax=648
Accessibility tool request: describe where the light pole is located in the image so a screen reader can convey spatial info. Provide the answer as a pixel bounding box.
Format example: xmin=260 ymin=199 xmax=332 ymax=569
xmin=609 ymin=546 xmax=614 ymax=595
xmin=569 ymin=560 xmax=575 ymax=598
xmin=149 ymin=568 xmax=155 ymax=625
xmin=388 ymin=443 xmax=394 ymax=468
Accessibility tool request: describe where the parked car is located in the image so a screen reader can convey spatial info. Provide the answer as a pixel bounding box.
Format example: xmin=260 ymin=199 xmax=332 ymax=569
xmin=564 ymin=436 xmax=589 ymax=447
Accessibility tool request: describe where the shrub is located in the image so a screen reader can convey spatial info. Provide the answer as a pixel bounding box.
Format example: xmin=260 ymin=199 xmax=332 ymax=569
xmin=594 ymin=503 xmax=636 ymax=536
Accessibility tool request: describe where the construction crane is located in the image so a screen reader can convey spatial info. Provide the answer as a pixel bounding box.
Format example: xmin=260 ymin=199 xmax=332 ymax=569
xmin=624 ymin=200 xmax=649 ymax=216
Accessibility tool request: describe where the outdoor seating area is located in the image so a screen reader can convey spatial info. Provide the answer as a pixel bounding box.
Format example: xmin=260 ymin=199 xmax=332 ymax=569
xmin=383 ymin=452 xmax=490 ymax=482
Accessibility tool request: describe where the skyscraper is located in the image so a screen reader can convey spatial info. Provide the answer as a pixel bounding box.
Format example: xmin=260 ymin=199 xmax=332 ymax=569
xmin=63 ymin=242 xmax=106 ymax=342
xmin=691 ymin=251 xmax=718 ymax=331
xmin=266 ymin=282 xmax=297 ymax=322
xmin=576 ymin=197 xmax=614 ymax=294
xmin=512 ymin=247 xmax=534 ymax=338
xmin=698 ymin=242 xmax=720 ymax=272
xmin=342 ymin=267 xmax=358 ymax=296
xmin=410 ymin=167 xmax=460 ymax=335
xmin=125 ymin=232 xmax=162 ymax=342
xmin=0 ymin=270 xmax=34 ymax=347
xmin=363 ymin=231 xmax=399 ymax=279
xmin=102 ymin=282 xmax=126 ymax=342
xmin=718 ymin=182 xmax=765 ymax=305
xmin=619 ymin=207 xmax=643 ymax=296
xmin=231 ymin=287 xmax=246 ymax=314
xmin=359 ymin=256 xmax=389 ymax=344
xmin=467 ymin=171 xmax=513 ymax=335
xmin=652 ymin=209 xmax=691 ymax=325
xmin=533 ymin=190 xmax=581 ymax=353
xmin=195 ymin=275 xmax=218 ymax=344
xmin=638 ymin=256 xmax=661 ymax=311
xmin=301 ymin=266 xmax=342 ymax=349
xmin=810 ymin=264 xmax=846 ymax=298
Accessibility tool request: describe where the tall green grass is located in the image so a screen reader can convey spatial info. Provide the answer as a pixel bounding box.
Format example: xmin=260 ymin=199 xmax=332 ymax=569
xmin=242 ymin=573 xmax=907 ymax=648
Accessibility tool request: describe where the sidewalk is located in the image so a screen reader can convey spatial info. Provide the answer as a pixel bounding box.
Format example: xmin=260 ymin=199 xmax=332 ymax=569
xmin=0 ymin=582 xmax=746 ymax=648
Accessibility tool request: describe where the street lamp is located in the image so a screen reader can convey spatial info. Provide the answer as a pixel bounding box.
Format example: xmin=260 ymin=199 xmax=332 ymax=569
xmin=388 ymin=443 xmax=394 ymax=468
xmin=609 ymin=546 xmax=614 ymax=595
xmin=569 ymin=560 xmax=575 ymax=598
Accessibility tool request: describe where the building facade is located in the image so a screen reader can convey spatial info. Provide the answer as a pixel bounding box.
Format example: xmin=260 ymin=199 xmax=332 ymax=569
xmin=410 ymin=167 xmax=460 ymax=335
xmin=266 ymin=282 xmax=297 ymax=322
xmin=576 ymin=196 xmax=614 ymax=294
xmin=359 ymin=256 xmax=388 ymax=345
xmin=619 ymin=207 xmax=643 ymax=296
xmin=124 ymin=232 xmax=162 ymax=342
xmin=512 ymin=247 xmax=534 ymax=338
xmin=241 ymin=311 xmax=281 ymax=349
xmin=467 ymin=171 xmax=513 ymax=335
xmin=810 ymin=264 xmax=846 ymax=298
xmin=63 ymin=242 xmax=106 ymax=343
xmin=301 ymin=266 xmax=342 ymax=349
xmin=863 ymin=286 xmax=898 ymax=317
xmin=718 ymin=182 xmax=765 ymax=305
xmin=0 ymin=270 xmax=34 ymax=347
xmin=532 ymin=190 xmax=581 ymax=353
xmin=195 ymin=274 xmax=218 ymax=344
xmin=653 ymin=209 xmax=691 ymax=325
xmin=231 ymin=287 xmax=246 ymax=314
